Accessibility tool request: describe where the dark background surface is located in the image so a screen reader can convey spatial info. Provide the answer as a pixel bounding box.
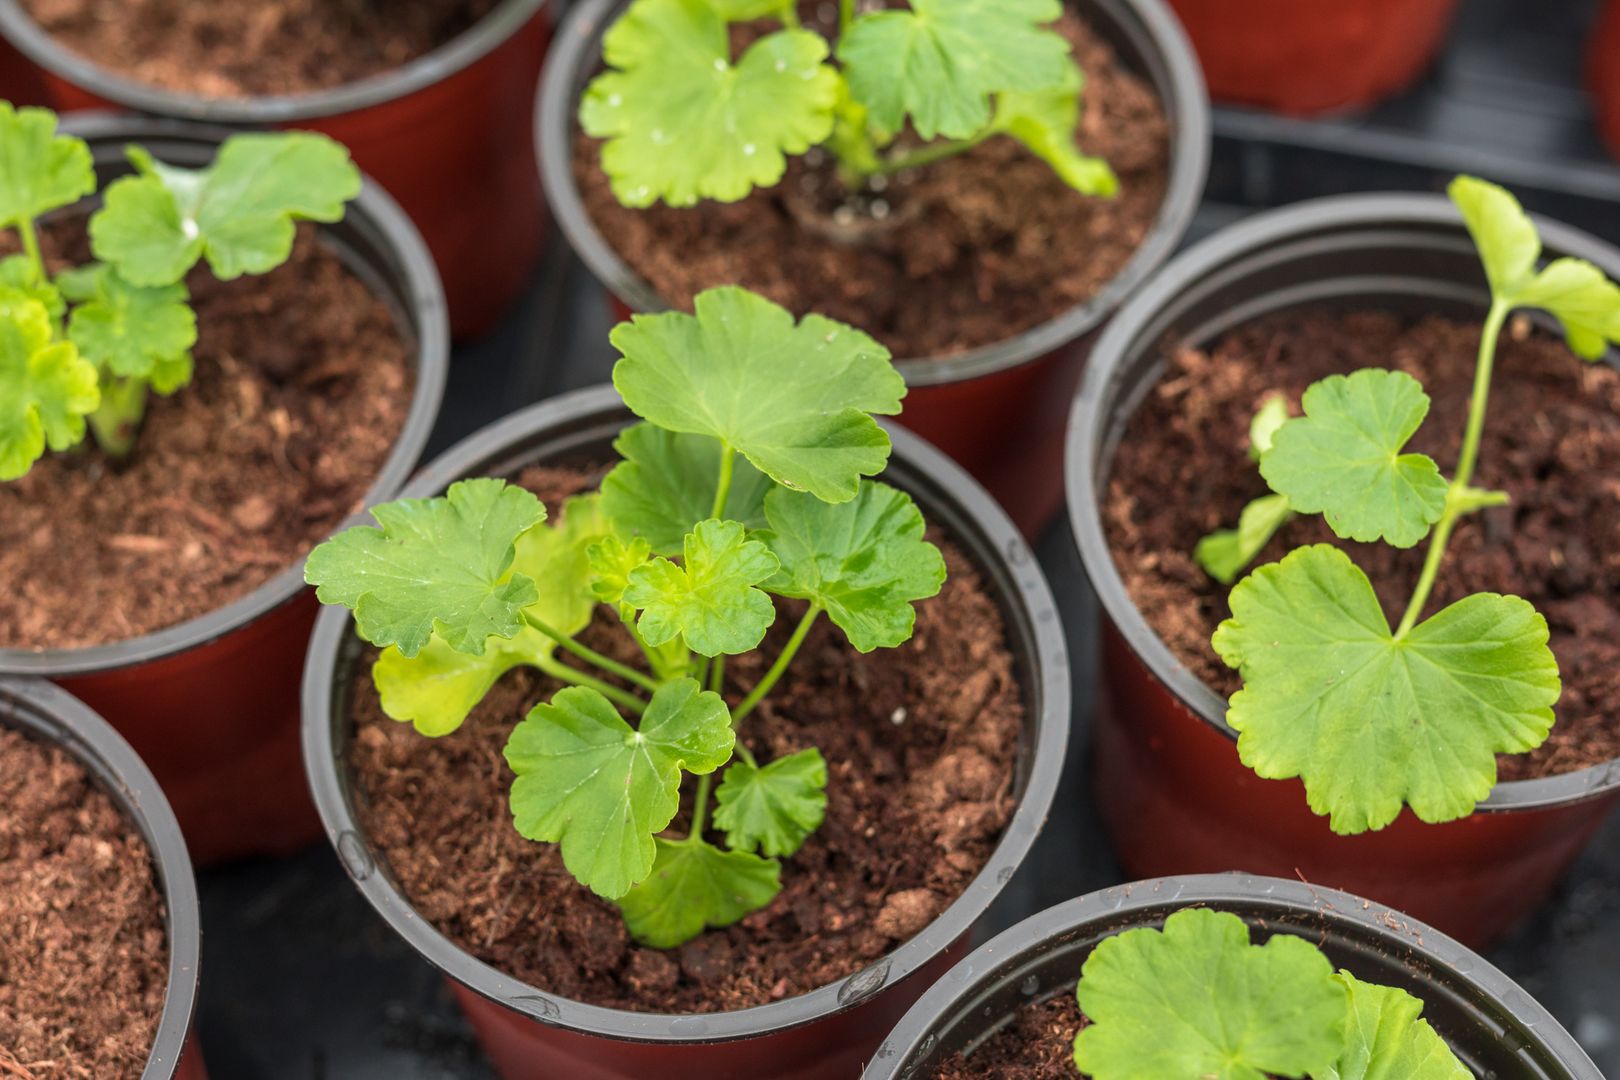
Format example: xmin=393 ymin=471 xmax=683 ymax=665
xmin=193 ymin=0 xmax=1620 ymax=1074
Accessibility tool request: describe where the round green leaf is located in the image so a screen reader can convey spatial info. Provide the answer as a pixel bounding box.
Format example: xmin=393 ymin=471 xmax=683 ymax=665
xmin=624 ymin=518 xmax=780 ymax=656
xmin=600 ymin=423 xmax=771 ymax=556
xmin=0 ymin=104 xmax=94 ymax=228
xmin=0 ymin=290 xmax=99 ymax=480
xmin=713 ymin=748 xmax=828 ymax=857
xmin=1319 ymin=972 xmax=1470 ymax=1080
xmin=614 ymin=836 xmax=780 ymax=948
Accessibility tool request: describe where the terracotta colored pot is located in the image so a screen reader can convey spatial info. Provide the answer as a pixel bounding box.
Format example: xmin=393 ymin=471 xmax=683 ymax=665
xmin=538 ymin=0 xmax=1210 ymax=539
xmin=1065 ymin=193 xmax=1620 ymax=949
xmin=0 ymin=115 xmax=448 ymax=866
xmin=0 ymin=0 xmax=551 ymax=340
xmin=1 ymin=678 xmax=209 ymax=1080
xmin=867 ymin=875 xmax=1603 ymax=1078
xmin=1590 ymin=0 xmax=1620 ymax=159
xmin=303 ymin=386 xmax=1071 ymax=1080
xmin=1166 ymin=0 xmax=1461 ymax=115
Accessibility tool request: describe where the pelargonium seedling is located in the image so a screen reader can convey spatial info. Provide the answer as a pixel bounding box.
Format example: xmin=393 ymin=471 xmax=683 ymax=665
xmin=1072 ymin=908 xmax=1470 ymax=1079
xmin=306 ymin=285 xmax=948 ymax=948
xmin=0 ymin=102 xmax=360 ymax=479
xmin=1201 ymin=176 xmax=1620 ymax=834
xmin=580 ymin=0 xmax=1117 ymax=209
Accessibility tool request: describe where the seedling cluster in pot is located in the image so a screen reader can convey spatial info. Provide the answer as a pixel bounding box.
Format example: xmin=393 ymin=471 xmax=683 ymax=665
xmin=306 ymin=284 xmax=949 ymax=948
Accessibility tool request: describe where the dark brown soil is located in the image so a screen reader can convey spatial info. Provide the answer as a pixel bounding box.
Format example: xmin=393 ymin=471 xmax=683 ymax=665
xmin=1103 ymin=309 xmax=1620 ymax=780
xmin=0 ymin=220 xmax=413 ymax=650
xmin=347 ymin=464 xmax=1025 ymax=1013
xmin=16 ymin=0 xmax=501 ymax=97
xmin=932 ymin=993 xmax=1085 ymax=1080
xmin=575 ymin=6 xmax=1171 ymax=359
xmin=0 ymin=724 xmax=169 ymax=1080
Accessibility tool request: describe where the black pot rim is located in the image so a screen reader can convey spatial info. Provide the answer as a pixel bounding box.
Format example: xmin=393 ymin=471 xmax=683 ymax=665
xmin=0 ymin=111 xmax=449 ymax=679
xmin=535 ymin=0 xmax=1210 ymax=388
xmin=0 ymin=0 xmax=549 ymax=122
xmin=1064 ymin=191 xmax=1620 ymax=812
xmin=865 ymin=872 xmax=1601 ymax=1077
xmin=301 ymin=383 xmax=1072 ymax=1044
xmin=0 ymin=676 xmax=201 ymax=1080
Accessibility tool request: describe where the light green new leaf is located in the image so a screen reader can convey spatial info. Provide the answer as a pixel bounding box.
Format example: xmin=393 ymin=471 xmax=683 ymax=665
xmin=1511 ymin=256 xmax=1620 ymax=361
xmin=990 ymin=57 xmax=1117 ymax=196
xmin=580 ymin=0 xmax=839 ymax=207
xmin=0 ymin=291 xmax=99 ymax=480
xmin=91 ymin=132 xmax=361 ymax=286
xmin=704 ymin=0 xmax=787 ymax=17
xmin=839 ymin=0 xmax=1071 ymax=141
xmin=761 ymin=481 xmax=945 ymax=652
xmin=624 ymin=518 xmax=780 ymax=656
xmin=615 ymin=836 xmax=781 ymax=948
xmin=600 ymin=423 xmax=771 ymax=556
xmin=62 ymin=264 xmax=197 ymax=382
xmin=1449 ymin=175 xmax=1539 ymax=298
xmin=514 ymin=493 xmax=611 ymax=635
xmin=1195 ymin=494 xmax=1294 ymax=586
xmin=0 ymin=104 xmax=94 ymax=228
xmin=1214 ymin=545 xmax=1560 ymax=834
xmin=1250 ymin=395 xmax=1290 ymax=460
xmin=1260 ymin=369 xmax=1448 ymax=548
xmin=304 ymin=478 xmax=547 ymax=658
xmin=0 ymin=256 xmax=64 ymax=319
xmin=506 ymin=680 xmax=734 ymax=899
xmin=1073 ymin=908 xmax=1348 ymax=1080
xmin=612 ymin=287 xmax=904 ymax=503
xmin=588 ymin=534 xmax=653 ymax=609
xmin=713 ymin=748 xmax=827 ymax=857
xmin=1316 ymin=972 xmax=1469 ymax=1080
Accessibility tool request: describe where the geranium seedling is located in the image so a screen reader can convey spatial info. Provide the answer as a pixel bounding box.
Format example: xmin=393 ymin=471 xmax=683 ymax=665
xmin=307 ymin=286 xmax=947 ymax=948
xmin=0 ymin=102 xmax=360 ymax=477
xmin=1073 ymin=908 xmax=1470 ymax=1080
xmin=1202 ymin=176 xmax=1620 ymax=834
xmin=580 ymin=0 xmax=1117 ymax=209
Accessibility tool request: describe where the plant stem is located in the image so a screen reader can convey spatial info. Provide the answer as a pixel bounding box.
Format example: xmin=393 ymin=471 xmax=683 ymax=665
xmin=711 ymin=655 xmax=755 ymax=766
xmin=687 ymin=773 xmax=714 ymax=840
xmin=839 ymin=0 xmax=855 ymax=35
xmin=732 ymin=604 xmax=822 ymax=726
xmin=537 ymin=656 xmax=647 ymax=715
xmin=17 ymin=218 xmax=44 ymax=283
xmin=711 ymin=443 xmax=735 ymax=520
xmin=617 ymin=606 xmax=670 ymax=676
xmin=873 ymin=134 xmax=988 ymax=177
xmin=87 ymin=376 xmax=149 ymax=458
xmin=1395 ymin=299 xmax=1510 ymax=638
xmin=524 ymin=612 xmax=662 ymax=693
xmin=777 ymin=0 xmax=800 ymax=27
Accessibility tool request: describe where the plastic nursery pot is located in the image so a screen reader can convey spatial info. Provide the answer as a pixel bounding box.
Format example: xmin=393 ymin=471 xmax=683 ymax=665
xmin=0 ymin=0 xmax=551 ymax=340
xmin=1164 ymin=0 xmax=1461 ymax=115
xmin=1064 ymin=193 xmax=1620 ymax=949
xmin=0 ymin=114 xmax=448 ymax=866
xmin=865 ymin=873 xmax=1603 ymax=1079
xmin=302 ymin=386 xmax=1071 ymax=1080
xmin=1590 ymin=0 xmax=1620 ymax=161
xmin=1 ymin=678 xmax=207 ymax=1080
xmin=536 ymin=0 xmax=1209 ymax=540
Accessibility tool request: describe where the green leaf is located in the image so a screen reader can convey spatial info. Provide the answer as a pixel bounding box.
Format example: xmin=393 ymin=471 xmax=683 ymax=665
xmin=1195 ymin=494 xmax=1293 ymax=586
xmin=304 ymin=478 xmax=547 ymax=658
xmin=704 ymin=0 xmax=787 ymax=17
xmin=148 ymin=351 xmax=194 ymax=396
xmin=0 ymin=103 xmax=94 ymax=228
xmin=62 ymin=264 xmax=196 ymax=382
xmin=1260 ymin=369 xmax=1448 ymax=548
xmin=580 ymin=0 xmax=839 ymax=208
xmin=514 ymin=493 xmax=611 ymax=636
xmin=615 ymin=836 xmax=780 ymax=948
xmin=623 ymin=518 xmax=780 ymax=656
xmin=612 ymin=286 xmax=904 ymax=503
xmin=1316 ymin=972 xmax=1469 ymax=1080
xmin=91 ymin=132 xmax=361 ymax=286
xmin=1073 ymin=908 xmax=1348 ymax=1080
xmin=1511 ymin=257 xmax=1620 ymax=361
xmin=1214 ymin=544 xmax=1560 ymax=834
xmin=1449 ymin=175 xmax=1540 ymax=299
xmin=761 ymin=481 xmax=945 ymax=652
xmin=1250 ymin=395 xmax=1290 ymax=460
xmin=588 ymin=534 xmax=653 ymax=609
xmin=0 ymin=291 xmax=99 ymax=480
xmin=601 ymin=423 xmax=771 ymax=556
xmin=0 ymin=256 xmax=64 ymax=319
xmin=713 ymin=748 xmax=827 ymax=857
xmin=505 ymin=679 xmax=734 ymax=899
xmin=990 ymin=57 xmax=1117 ymax=196
xmin=839 ymin=0 xmax=1071 ymax=141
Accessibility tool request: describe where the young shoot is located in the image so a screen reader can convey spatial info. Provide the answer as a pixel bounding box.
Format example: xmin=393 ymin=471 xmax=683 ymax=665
xmin=1072 ymin=908 xmax=1470 ymax=1079
xmin=0 ymin=102 xmax=360 ymax=479
xmin=580 ymin=0 xmax=1117 ymax=209
xmin=306 ymin=286 xmax=948 ymax=948
xmin=1203 ymin=176 xmax=1620 ymax=835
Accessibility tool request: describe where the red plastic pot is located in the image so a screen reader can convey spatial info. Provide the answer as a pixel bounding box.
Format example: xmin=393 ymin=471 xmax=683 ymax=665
xmin=1590 ymin=0 xmax=1620 ymax=160
xmin=0 ymin=0 xmax=551 ymax=340
xmin=538 ymin=0 xmax=1209 ymax=539
xmin=303 ymin=387 xmax=1071 ymax=1080
xmin=1 ymin=678 xmax=209 ymax=1080
xmin=1065 ymin=193 xmax=1620 ymax=949
xmin=1165 ymin=0 xmax=1461 ymax=115
xmin=0 ymin=115 xmax=448 ymax=866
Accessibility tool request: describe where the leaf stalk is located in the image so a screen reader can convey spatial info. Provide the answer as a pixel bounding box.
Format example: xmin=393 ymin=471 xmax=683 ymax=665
xmin=536 ymin=655 xmax=648 ymax=715
xmin=524 ymin=611 xmax=662 ymax=693
xmin=733 ymin=603 xmax=822 ymax=725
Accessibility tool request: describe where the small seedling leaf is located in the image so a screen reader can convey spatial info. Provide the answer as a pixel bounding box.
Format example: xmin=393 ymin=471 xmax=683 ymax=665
xmin=1449 ymin=175 xmax=1540 ymax=298
xmin=62 ymin=264 xmax=197 ymax=382
xmin=0 ymin=291 xmax=99 ymax=480
xmin=713 ymin=747 xmax=828 ymax=856
xmin=0 ymin=256 xmax=64 ymax=319
xmin=1195 ymin=493 xmax=1293 ymax=586
xmin=615 ymin=836 xmax=781 ymax=948
xmin=1317 ymin=972 xmax=1470 ymax=1080
xmin=623 ymin=518 xmax=780 ymax=656
xmin=601 ymin=422 xmax=770 ymax=556
xmin=990 ymin=57 xmax=1117 ymax=196
xmin=1511 ymin=257 xmax=1620 ymax=361
xmin=1249 ymin=395 xmax=1290 ymax=459
xmin=0 ymin=104 xmax=94 ymax=228
xmin=588 ymin=534 xmax=653 ymax=609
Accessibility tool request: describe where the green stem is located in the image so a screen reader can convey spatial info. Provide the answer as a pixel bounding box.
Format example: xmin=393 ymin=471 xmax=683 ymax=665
xmin=710 ymin=443 xmax=735 ymax=520
xmin=873 ymin=134 xmax=988 ymax=177
xmin=537 ymin=656 xmax=647 ymax=715
xmin=777 ymin=0 xmax=800 ymax=27
xmin=88 ymin=376 xmax=149 ymax=458
xmin=17 ymin=218 xmax=44 ymax=283
xmin=617 ymin=605 xmax=670 ymax=677
xmin=711 ymin=655 xmax=755 ymax=766
xmin=839 ymin=0 xmax=855 ymax=35
xmin=732 ymin=604 xmax=822 ymax=726
xmin=686 ymin=773 xmax=714 ymax=841
xmin=524 ymin=612 xmax=662 ymax=693
xmin=1395 ymin=299 xmax=1510 ymax=639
